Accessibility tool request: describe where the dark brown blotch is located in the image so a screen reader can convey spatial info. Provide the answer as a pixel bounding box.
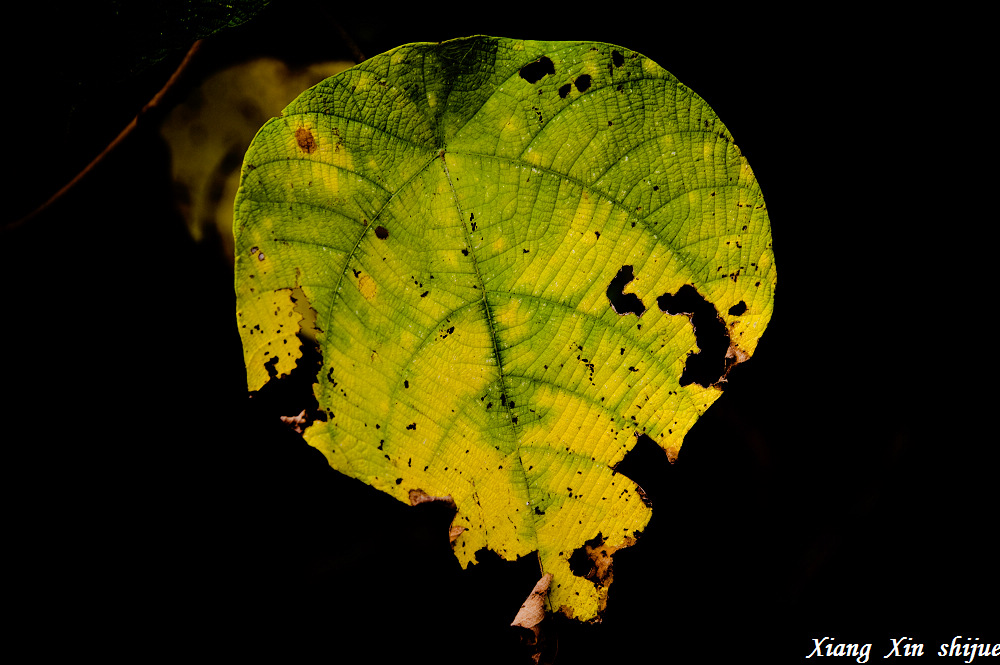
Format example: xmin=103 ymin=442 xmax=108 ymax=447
xmin=295 ymin=127 xmax=317 ymax=153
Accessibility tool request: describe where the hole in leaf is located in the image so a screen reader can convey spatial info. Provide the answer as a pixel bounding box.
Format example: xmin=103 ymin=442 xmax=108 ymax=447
xmin=728 ymin=300 xmax=747 ymax=316
xmin=613 ymin=434 xmax=670 ymax=498
xmin=254 ymin=331 xmax=324 ymax=430
xmin=519 ymin=56 xmax=555 ymax=83
xmin=657 ymin=285 xmax=736 ymax=388
xmin=567 ymin=532 xmax=604 ymax=581
xmin=606 ymin=265 xmax=645 ymax=316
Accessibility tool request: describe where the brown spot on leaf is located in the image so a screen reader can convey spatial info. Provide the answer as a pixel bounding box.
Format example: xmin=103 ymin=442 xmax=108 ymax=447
xmin=375 ymin=225 xmax=389 ymax=239
xmin=295 ymin=127 xmax=317 ymax=153
xmin=726 ymin=343 xmax=750 ymax=368
xmin=409 ymin=488 xmax=452 ymax=506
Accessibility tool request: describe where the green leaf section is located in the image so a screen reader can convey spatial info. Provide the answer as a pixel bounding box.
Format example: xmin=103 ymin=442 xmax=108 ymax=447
xmin=234 ymin=36 xmax=775 ymax=621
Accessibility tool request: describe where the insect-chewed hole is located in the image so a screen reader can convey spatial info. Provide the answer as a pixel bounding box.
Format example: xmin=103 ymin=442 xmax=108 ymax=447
xmin=606 ymin=265 xmax=645 ymax=316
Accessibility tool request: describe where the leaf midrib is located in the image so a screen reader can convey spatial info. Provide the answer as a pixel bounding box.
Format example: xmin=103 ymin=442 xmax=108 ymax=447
xmin=265 ymin=38 xmax=755 ymax=557
xmin=438 ymin=149 xmax=541 ymax=551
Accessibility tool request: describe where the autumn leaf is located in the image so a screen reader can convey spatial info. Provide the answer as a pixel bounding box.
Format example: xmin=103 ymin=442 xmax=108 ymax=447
xmin=234 ymin=36 xmax=775 ymax=621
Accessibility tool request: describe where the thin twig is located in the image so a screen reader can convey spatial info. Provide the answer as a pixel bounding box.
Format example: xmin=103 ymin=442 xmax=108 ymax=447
xmin=318 ymin=5 xmax=365 ymax=65
xmin=7 ymin=40 xmax=204 ymax=232
xmin=334 ymin=21 xmax=366 ymax=64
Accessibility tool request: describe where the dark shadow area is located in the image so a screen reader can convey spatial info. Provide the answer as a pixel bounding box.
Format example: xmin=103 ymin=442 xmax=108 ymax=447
xmin=249 ymin=332 xmax=322 ymax=429
xmin=611 ymin=434 xmax=672 ymax=508
xmin=3 ymin=4 xmax=991 ymax=663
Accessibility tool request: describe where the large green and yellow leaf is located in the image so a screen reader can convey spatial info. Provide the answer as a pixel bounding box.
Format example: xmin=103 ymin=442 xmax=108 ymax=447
xmin=234 ymin=36 xmax=775 ymax=621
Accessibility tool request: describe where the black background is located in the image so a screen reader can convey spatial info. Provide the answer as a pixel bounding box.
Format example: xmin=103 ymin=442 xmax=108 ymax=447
xmin=4 ymin=3 xmax=992 ymax=662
